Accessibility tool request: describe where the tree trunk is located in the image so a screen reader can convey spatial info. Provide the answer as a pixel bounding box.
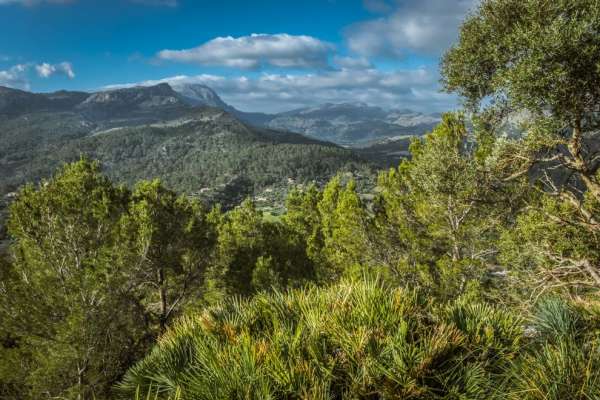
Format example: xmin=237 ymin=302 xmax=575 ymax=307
xmin=568 ymin=120 xmax=600 ymax=202
xmin=581 ymin=260 xmax=600 ymax=287
xmin=157 ymin=267 xmax=167 ymax=332
xmin=77 ymin=362 xmax=86 ymax=400
xmin=452 ymin=241 xmax=461 ymax=262
xmin=568 ymin=120 xmax=584 ymax=165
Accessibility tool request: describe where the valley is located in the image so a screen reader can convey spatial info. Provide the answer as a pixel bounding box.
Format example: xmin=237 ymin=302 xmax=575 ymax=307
xmin=0 ymin=83 xmax=384 ymax=208
xmin=0 ymin=81 xmax=433 ymax=215
xmin=2 ymin=1 xmax=600 ymax=398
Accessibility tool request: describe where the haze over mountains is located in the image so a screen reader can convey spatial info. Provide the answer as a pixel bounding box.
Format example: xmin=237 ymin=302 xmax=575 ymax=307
xmin=157 ymin=82 xmax=441 ymax=146
xmin=263 ymin=102 xmax=440 ymax=146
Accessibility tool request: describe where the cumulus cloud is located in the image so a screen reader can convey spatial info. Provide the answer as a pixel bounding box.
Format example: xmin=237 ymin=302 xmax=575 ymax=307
xmin=104 ymin=67 xmax=456 ymax=113
xmin=0 ymin=61 xmax=75 ymax=90
xmin=347 ymin=0 xmax=477 ymax=57
xmin=333 ymin=56 xmax=373 ymax=70
xmin=0 ymin=64 xmax=30 ymax=90
xmin=35 ymin=62 xmax=75 ymax=79
xmin=157 ymin=33 xmax=334 ymax=70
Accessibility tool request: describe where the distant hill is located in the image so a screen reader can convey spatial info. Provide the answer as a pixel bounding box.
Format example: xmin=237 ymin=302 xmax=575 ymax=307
xmin=85 ymin=82 xmax=438 ymax=147
xmin=263 ymin=103 xmax=440 ymax=146
xmin=0 ymin=86 xmax=89 ymax=116
xmin=356 ymin=135 xmax=415 ymax=166
xmin=161 ymin=83 xmax=439 ymax=146
xmin=0 ymin=84 xmax=374 ymax=212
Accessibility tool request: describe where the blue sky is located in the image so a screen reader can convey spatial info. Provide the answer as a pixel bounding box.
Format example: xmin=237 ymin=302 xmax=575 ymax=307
xmin=0 ymin=0 xmax=476 ymax=112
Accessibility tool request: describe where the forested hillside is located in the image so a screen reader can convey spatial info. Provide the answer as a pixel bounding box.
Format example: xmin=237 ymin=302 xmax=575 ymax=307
xmin=1 ymin=0 xmax=600 ymax=399
xmin=0 ymin=85 xmax=375 ymax=209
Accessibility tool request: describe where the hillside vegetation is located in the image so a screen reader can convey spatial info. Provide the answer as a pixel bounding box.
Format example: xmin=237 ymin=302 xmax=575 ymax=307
xmin=0 ymin=85 xmax=375 ymax=209
xmin=122 ymin=280 xmax=600 ymax=400
xmin=2 ymin=0 xmax=600 ymax=399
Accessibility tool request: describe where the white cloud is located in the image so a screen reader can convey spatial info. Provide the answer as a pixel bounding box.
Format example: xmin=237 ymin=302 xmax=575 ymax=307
xmin=35 ymin=63 xmax=54 ymax=78
xmin=104 ymin=67 xmax=457 ymax=113
xmin=0 ymin=61 xmax=74 ymax=90
xmin=157 ymin=33 xmax=334 ymax=70
xmin=0 ymin=64 xmax=30 ymax=90
xmin=35 ymin=62 xmax=75 ymax=79
xmin=347 ymin=0 xmax=477 ymax=57
xmin=333 ymin=56 xmax=373 ymax=70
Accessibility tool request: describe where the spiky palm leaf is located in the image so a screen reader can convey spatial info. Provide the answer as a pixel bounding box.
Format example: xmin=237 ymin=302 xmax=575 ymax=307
xmin=121 ymin=280 xmax=529 ymax=399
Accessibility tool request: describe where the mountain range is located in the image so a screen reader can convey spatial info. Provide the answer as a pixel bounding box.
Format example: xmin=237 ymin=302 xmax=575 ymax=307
xmin=0 ymin=83 xmax=376 ymax=212
xmin=0 ymin=81 xmax=441 ymax=248
xmin=165 ymin=83 xmax=441 ymax=146
xmin=261 ymin=103 xmax=440 ymax=146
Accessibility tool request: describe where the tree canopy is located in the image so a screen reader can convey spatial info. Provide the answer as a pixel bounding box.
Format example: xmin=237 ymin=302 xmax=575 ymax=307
xmin=2 ymin=1 xmax=600 ymax=398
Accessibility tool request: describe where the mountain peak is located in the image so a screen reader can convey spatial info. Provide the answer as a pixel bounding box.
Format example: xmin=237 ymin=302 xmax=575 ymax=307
xmin=0 ymin=86 xmax=24 ymax=94
xmin=77 ymin=83 xmax=188 ymax=121
xmin=170 ymin=82 xmax=230 ymax=110
xmin=329 ymin=101 xmax=371 ymax=108
xmin=80 ymin=83 xmax=181 ymax=106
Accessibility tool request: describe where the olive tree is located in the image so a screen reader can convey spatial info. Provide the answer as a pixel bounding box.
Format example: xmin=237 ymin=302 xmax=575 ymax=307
xmin=442 ymin=0 xmax=600 ymax=289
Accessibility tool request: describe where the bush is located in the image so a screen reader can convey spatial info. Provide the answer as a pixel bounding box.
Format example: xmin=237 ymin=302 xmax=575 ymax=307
xmin=120 ymin=280 xmax=524 ymax=399
xmin=505 ymin=298 xmax=600 ymax=400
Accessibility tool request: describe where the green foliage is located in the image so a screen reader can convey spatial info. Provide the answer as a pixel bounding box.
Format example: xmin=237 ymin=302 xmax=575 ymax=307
xmin=117 ymin=179 xmax=217 ymax=331
xmin=509 ymin=339 xmax=600 ymax=400
xmin=207 ymin=199 xmax=316 ymax=301
xmin=132 ymin=386 xmax=182 ymax=400
xmin=121 ymin=283 xmax=600 ymax=400
xmin=284 ymin=176 xmax=377 ymax=282
xmin=0 ymin=160 xmax=218 ymax=399
xmin=442 ymin=0 xmax=600 ymax=123
xmin=0 ymin=111 xmax=374 ymax=211
xmin=1 ymin=160 xmax=148 ymax=399
xmin=120 ymin=280 xmax=525 ymax=400
xmin=5 ymin=2 xmax=600 ymax=397
xmin=443 ymin=0 xmax=600 ymax=293
xmin=372 ymin=113 xmax=518 ymax=299
xmin=282 ymin=113 xmax=523 ymax=301
xmin=500 ymin=188 xmax=600 ymax=296
xmin=505 ymin=298 xmax=600 ymax=400
xmin=1 ymin=131 xmax=598 ymax=399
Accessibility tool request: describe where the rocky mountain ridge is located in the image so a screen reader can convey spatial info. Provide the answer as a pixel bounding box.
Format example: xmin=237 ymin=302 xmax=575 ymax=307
xmin=0 ymin=82 xmax=439 ymax=146
xmin=0 ymin=83 xmax=375 ymax=212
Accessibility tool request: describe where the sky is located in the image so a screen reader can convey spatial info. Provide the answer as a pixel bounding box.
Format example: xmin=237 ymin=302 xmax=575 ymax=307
xmin=0 ymin=0 xmax=477 ymax=113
